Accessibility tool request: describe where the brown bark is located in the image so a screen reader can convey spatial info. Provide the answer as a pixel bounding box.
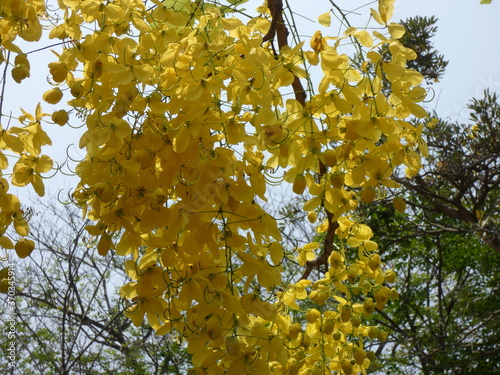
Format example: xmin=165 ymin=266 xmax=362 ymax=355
xmin=264 ymin=1 xmax=338 ymax=279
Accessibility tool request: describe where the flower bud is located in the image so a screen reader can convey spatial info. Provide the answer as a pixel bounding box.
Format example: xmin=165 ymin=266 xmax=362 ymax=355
xmin=363 ymin=298 xmax=375 ymax=316
xmin=307 ymin=211 xmax=317 ymax=223
xmin=351 ymin=316 xmax=362 ymax=328
xmin=368 ymin=326 xmax=379 ymax=339
xmin=52 ymin=110 xmax=69 ymax=126
xmin=340 ymin=305 xmax=352 ymax=323
xmin=322 ymin=319 xmax=335 ymax=335
xmin=43 ymin=87 xmax=63 ymax=104
xmin=347 ymin=267 xmax=358 ymax=283
xmin=48 ymin=61 xmax=68 ymax=82
xmin=340 ymin=360 xmax=353 ymax=375
xmin=373 ymin=286 xmax=390 ymax=310
xmin=288 ymin=322 xmax=302 ymax=340
xmin=305 ymin=308 xmax=321 ymax=324
xmin=323 ymin=149 xmax=337 ymax=167
xmin=353 ymin=347 xmax=366 ymax=365
xmin=14 ymin=54 xmax=30 ymax=69
xmin=292 ymin=174 xmax=306 ymax=195
xmin=70 ymin=82 xmax=84 ymax=98
xmin=12 ymin=66 xmax=30 ymax=83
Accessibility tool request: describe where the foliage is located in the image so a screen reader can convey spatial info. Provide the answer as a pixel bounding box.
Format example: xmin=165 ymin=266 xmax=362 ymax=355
xmin=366 ymin=198 xmax=500 ymax=375
xmin=1 ymin=1 xmax=429 ymax=373
xmin=397 ymin=90 xmax=500 ymax=251
xmin=358 ymin=89 xmax=500 ymax=374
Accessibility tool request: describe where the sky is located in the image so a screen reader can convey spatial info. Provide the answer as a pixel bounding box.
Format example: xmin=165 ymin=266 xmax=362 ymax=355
xmin=5 ymin=0 xmax=500 ymax=199
xmin=396 ymin=0 xmax=500 ymax=121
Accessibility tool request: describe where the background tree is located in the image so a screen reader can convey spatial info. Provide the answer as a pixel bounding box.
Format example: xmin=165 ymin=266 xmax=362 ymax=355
xmin=361 ymin=15 xmax=500 ymax=375
xmin=0 ymin=201 xmax=190 ymax=374
xmin=366 ymin=193 xmax=500 ymax=374
xmin=396 ymin=91 xmax=500 ymax=252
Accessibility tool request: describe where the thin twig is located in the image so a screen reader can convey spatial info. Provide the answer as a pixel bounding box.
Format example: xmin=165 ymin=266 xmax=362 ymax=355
xmin=0 ymin=50 xmax=11 ymax=123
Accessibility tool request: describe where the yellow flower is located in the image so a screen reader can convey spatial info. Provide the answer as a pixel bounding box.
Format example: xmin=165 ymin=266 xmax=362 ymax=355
xmin=310 ymin=31 xmax=326 ymax=52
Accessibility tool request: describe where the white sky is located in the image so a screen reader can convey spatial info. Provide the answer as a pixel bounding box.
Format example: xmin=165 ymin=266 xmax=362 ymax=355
xmin=6 ymin=0 xmax=500 ymax=199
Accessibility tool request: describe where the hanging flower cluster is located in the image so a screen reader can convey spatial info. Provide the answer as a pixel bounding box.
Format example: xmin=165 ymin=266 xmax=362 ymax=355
xmin=1 ymin=0 xmax=428 ymax=373
xmin=0 ymin=0 xmax=48 ymax=256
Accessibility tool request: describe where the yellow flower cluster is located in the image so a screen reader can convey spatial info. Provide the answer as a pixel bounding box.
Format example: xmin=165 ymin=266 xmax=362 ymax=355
xmin=1 ymin=0 xmax=427 ymax=373
xmin=0 ymin=0 xmax=51 ymax=256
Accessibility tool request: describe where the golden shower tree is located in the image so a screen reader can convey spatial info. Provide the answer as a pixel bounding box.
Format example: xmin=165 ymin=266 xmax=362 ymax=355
xmin=1 ymin=0 xmax=428 ymax=373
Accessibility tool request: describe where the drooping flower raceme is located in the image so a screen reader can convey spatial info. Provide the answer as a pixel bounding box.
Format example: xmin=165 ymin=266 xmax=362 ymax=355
xmin=0 ymin=1 xmax=427 ymax=373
